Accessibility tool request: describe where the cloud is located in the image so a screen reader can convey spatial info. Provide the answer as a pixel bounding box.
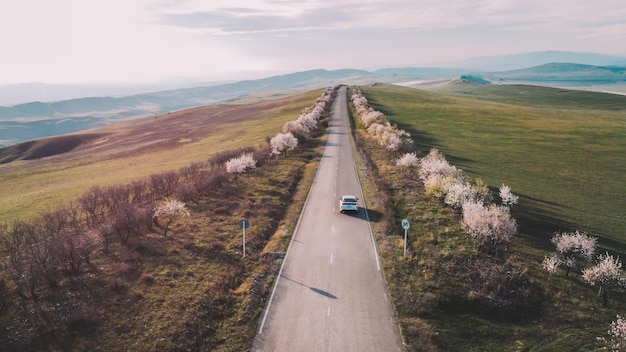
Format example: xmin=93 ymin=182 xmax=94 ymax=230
xmin=155 ymin=5 xmax=355 ymax=34
xmin=150 ymin=0 xmax=626 ymax=37
xmin=1 ymin=0 xmax=625 ymax=84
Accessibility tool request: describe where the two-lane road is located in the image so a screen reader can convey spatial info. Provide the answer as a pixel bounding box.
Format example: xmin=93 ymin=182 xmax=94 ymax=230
xmin=251 ymin=86 xmax=404 ymax=351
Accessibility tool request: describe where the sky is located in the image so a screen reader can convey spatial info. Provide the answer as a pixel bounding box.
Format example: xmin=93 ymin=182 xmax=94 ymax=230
xmin=1 ymin=0 xmax=625 ymax=85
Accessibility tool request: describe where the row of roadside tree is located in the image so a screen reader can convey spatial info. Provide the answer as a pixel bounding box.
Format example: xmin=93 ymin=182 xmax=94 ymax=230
xmin=351 ymin=86 xmax=625 ymax=349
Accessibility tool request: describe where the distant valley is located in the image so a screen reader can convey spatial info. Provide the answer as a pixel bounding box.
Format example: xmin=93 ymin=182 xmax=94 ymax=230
xmin=1 ymin=51 xmax=625 ymax=148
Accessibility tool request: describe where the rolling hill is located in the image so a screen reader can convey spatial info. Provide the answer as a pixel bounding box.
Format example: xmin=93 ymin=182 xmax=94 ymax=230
xmin=2 ymin=51 xmax=626 ymax=148
xmin=0 ymin=69 xmax=381 ymax=147
xmin=482 ymin=62 xmax=626 ymax=84
xmin=0 ymin=89 xmax=326 ymax=222
xmin=438 ymin=50 xmax=626 ymax=70
xmin=2 ymin=80 xmax=626 ymax=351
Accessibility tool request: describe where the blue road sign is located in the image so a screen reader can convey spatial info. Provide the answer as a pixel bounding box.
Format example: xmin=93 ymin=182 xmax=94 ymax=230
xmin=401 ymin=218 xmax=410 ymax=230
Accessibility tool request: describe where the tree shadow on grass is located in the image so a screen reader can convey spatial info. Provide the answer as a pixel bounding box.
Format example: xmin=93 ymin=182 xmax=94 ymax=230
xmin=513 ymin=193 xmax=576 ymax=251
xmin=393 ymin=123 xmax=439 ymax=155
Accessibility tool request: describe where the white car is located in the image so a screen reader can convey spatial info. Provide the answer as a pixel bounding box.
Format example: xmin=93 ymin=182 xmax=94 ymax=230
xmin=339 ymin=195 xmax=358 ymax=213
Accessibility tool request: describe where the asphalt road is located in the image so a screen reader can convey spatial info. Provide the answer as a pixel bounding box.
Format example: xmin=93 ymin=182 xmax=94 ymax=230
xmin=251 ymin=86 xmax=405 ymax=352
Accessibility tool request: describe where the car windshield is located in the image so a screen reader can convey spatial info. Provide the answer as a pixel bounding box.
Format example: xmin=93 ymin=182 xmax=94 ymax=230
xmin=342 ymin=197 xmax=357 ymax=203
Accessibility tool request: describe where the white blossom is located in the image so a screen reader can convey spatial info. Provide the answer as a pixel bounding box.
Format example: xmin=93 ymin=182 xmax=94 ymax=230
xmin=583 ymin=252 xmax=624 ymax=306
xmin=153 ymin=198 xmax=190 ymax=218
xmin=225 ymin=153 xmax=257 ymax=174
xmin=153 ymin=198 xmax=190 ymax=236
xmin=605 ymin=315 xmax=626 ymax=351
xmin=461 ymin=200 xmax=517 ymax=254
xmin=418 ymin=149 xmax=458 ymax=183
xmin=270 ymin=132 xmax=298 ymax=156
xmin=445 ymin=180 xmax=475 ymax=209
xmin=395 ymin=152 xmax=419 ymax=168
xmin=283 ymin=120 xmax=311 ymax=140
xmin=542 ymin=253 xmax=562 ymax=274
xmin=499 ymin=184 xmax=519 ymax=208
xmin=551 ymin=231 xmax=597 ymax=264
xmin=583 ymin=253 xmax=623 ymax=287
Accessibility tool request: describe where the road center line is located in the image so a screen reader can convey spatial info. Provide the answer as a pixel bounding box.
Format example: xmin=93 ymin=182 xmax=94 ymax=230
xmin=330 ymin=252 xmax=334 ymax=264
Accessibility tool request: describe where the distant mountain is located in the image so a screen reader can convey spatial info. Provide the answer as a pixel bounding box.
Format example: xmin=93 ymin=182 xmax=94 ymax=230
xmin=0 ymin=69 xmax=386 ymax=147
xmin=373 ymin=67 xmax=469 ymax=78
xmin=3 ymin=58 xmax=626 ymax=147
xmin=438 ymin=51 xmax=626 ymax=71
xmin=0 ymin=80 xmax=230 ymax=106
xmin=480 ymin=63 xmax=626 ymax=84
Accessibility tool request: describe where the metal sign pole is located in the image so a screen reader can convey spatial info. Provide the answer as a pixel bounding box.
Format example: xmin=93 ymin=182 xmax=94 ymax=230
xmin=403 ymin=228 xmax=407 ymax=258
xmin=240 ymin=218 xmax=249 ymax=258
xmin=401 ymin=218 xmax=410 ymax=259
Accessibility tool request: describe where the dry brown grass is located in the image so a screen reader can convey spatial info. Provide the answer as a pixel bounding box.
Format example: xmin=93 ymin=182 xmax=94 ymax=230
xmin=0 ymin=89 xmax=330 ymax=351
xmin=0 ymin=90 xmax=323 ymax=222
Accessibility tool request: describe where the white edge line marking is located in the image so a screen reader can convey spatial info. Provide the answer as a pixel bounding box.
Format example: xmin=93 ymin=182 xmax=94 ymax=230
xmin=257 ymin=92 xmax=337 ymax=335
xmin=348 ymin=116 xmax=381 ymax=272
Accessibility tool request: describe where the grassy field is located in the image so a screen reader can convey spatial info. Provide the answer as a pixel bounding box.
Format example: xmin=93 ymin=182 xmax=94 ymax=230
xmin=0 ymin=90 xmax=324 ymax=222
xmin=352 ymin=84 xmax=626 ymax=351
xmin=0 ymin=89 xmax=330 ymax=351
xmin=2 ymin=83 xmax=625 ymax=351
xmin=361 ymin=83 xmax=626 ymax=246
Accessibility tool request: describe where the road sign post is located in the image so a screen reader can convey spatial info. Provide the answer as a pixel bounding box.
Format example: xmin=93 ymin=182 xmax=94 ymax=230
xmin=401 ymin=218 xmax=410 ymax=258
xmin=240 ymin=219 xmax=250 ymax=257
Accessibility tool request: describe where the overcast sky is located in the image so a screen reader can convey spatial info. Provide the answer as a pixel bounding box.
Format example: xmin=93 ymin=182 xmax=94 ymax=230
xmin=1 ymin=0 xmax=625 ymax=84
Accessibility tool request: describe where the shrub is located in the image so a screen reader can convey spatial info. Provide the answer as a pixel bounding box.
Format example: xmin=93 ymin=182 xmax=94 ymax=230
xmin=465 ymin=258 xmax=530 ymax=312
xmin=582 ymin=252 xmax=625 ymax=307
xmin=395 ymin=152 xmax=419 ymax=168
xmin=153 ymin=198 xmax=190 ymax=237
xmin=550 ymin=230 xmax=597 ymax=276
xmin=499 ymin=184 xmax=519 ymax=208
xmin=599 ymin=314 xmax=626 ymax=351
xmin=542 ymin=253 xmax=562 ymax=277
xmin=270 ymin=132 xmax=298 ymax=156
xmin=225 ymin=153 xmax=257 ymax=175
xmin=461 ymin=201 xmax=518 ymax=255
xmin=208 ymin=147 xmax=256 ymax=168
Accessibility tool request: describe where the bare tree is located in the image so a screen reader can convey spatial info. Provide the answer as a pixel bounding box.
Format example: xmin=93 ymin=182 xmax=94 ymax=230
xmin=129 ymin=179 xmax=152 ymax=205
xmin=208 ymin=147 xmax=256 ymax=168
xmin=78 ymin=186 xmax=108 ymax=227
xmin=107 ymin=202 xmax=153 ymax=246
xmin=0 ymin=220 xmax=35 ymax=298
xmin=150 ymin=171 xmax=180 ymax=198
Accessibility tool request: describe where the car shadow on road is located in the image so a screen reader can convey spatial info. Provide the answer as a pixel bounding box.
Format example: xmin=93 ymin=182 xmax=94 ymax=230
xmin=341 ymin=207 xmax=383 ymax=223
xmin=281 ymin=275 xmax=338 ymax=299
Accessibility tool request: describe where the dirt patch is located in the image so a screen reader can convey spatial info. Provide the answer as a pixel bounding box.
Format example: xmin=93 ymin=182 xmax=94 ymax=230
xmin=0 ymin=134 xmax=105 ymax=164
xmin=0 ymin=91 xmax=315 ymax=166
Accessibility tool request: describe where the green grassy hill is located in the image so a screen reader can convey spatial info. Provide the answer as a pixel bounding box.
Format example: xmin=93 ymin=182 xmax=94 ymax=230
xmin=2 ymin=82 xmax=625 ymax=351
xmin=361 ymin=83 xmax=626 ymax=245
xmin=485 ymin=63 xmax=626 ymax=83
xmin=353 ymin=84 xmax=626 ymax=351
